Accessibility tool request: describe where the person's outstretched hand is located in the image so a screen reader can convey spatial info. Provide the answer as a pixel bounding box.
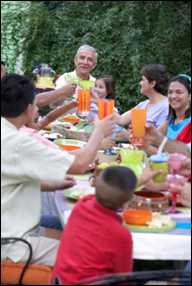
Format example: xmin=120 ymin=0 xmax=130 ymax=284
xmin=169 ymin=183 xmax=191 ymax=207
xmin=94 ymin=114 xmax=115 ymax=138
xmin=138 ymin=165 xmax=164 ymax=186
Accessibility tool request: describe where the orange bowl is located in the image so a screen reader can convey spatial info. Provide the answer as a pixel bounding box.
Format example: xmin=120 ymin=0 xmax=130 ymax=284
xmin=123 ymin=208 xmax=152 ymax=225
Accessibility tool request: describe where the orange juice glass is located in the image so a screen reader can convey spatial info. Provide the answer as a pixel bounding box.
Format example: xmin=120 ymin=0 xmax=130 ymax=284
xmin=84 ymin=90 xmax=90 ymax=112
xmin=98 ymin=99 xmax=115 ymax=119
xmin=98 ymin=99 xmax=106 ymax=119
xmin=131 ymin=108 xmax=146 ymax=146
xmin=78 ymin=91 xmax=83 ymax=113
xmin=78 ymin=90 xmax=90 ymax=115
xmin=106 ymin=99 xmax=115 ymax=115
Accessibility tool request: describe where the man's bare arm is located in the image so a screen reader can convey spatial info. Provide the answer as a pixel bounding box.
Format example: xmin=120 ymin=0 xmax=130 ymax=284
xmin=36 ymin=84 xmax=76 ymax=107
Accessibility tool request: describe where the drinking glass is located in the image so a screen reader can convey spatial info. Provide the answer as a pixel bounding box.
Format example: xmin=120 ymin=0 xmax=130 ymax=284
xmin=168 ymin=153 xmax=187 ymax=175
xmin=77 ymin=90 xmax=91 ymax=117
xmin=149 ymin=153 xmax=169 ymax=183
xmin=131 ymin=109 xmax=146 ymax=147
xmin=98 ymin=99 xmax=115 ymax=119
xmin=166 ymin=174 xmax=187 ymax=214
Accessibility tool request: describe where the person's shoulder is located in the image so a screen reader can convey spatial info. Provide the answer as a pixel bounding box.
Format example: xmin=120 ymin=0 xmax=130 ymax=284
xmin=55 ymin=71 xmax=75 ymax=88
xmin=136 ymin=99 xmax=149 ymax=108
xmin=159 ymin=97 xmax=169 ymax=107
xmin=74 ymin=194 xmax=95 ymax=209
xmin=62 ymin=71 xmax=76 ymax=78
xmin=89 ymin=74 xmax=96 ymax=81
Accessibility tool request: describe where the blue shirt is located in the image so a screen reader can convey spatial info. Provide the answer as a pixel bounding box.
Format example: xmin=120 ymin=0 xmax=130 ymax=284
xmin=167 ymin=116 xmax=191 ymax=140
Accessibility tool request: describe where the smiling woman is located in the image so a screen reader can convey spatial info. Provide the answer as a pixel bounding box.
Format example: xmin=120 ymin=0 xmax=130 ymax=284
xmin=165 ymin=74 xmax=191 ymax=141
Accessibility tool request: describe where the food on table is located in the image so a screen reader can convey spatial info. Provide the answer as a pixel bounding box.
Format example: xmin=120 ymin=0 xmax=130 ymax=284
xmin=123 ymin=208 xmax=152 ymax=225
xmin=54 ymin=139 xmax=86 ymax=151
xmin=61 ymin=114 xmax=81 ymax=124
xmin=146 ymin=213 xmax=173 ymax=228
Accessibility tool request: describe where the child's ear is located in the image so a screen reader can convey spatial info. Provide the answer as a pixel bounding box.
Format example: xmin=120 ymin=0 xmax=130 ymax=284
xmin=150 ymin=80 xmax=156 ymax=89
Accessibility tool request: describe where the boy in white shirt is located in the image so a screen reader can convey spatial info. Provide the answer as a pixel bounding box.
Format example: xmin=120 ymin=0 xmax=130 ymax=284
xmin=1 ymin=74 xmax=115 ymax=266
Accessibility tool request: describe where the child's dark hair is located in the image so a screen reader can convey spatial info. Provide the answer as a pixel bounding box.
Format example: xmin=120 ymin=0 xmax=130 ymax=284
xmin=168 ymin=74 xmax=191 ymax=122
xmin=1 ymin=74 xmax=35 ymax=117
xmin=141 ymin=64 xmax=169 ymax=95
xmin=96 ymin=166 xmax=137 ymax=209
xmin=97 ymin=75 xmax=115 ymax=99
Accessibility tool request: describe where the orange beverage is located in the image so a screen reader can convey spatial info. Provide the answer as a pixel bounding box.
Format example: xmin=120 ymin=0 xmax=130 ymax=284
xmin=98 ymin=99 xmax=115 ymax=119
xmin=78 ymin=91 xmax=83 ymax=113
xmin=98 ymin=99 xmax=106 ymax=119
xmin=131 ymin=108 xmax=146 ymax=146
xmin=106 ymin=99 xmax=115 ymax=115
xmin=84 ymin=90 xmax=90 ymax=112
xmin=78 ymin=90 xmax=90 ymax=114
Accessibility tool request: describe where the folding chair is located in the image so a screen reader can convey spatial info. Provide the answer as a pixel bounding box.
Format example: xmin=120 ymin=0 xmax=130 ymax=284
xmin=52 ymin=270 xmax=191 ymax=285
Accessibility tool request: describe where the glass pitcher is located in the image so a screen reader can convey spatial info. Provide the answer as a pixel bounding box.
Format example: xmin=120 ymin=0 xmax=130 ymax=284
xmin=33 ymin=63 xmax=55 ymax=89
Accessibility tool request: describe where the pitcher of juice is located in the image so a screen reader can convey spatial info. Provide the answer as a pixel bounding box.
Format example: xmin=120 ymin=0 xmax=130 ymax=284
xmin=33 ymin=63 xmax=55 ymax=89
xmin=131 ymin=108 xmax=146 ymax=147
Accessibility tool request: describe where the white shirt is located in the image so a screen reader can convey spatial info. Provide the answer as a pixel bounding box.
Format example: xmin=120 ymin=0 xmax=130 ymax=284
xmin=53 ymin=70 xmax=96 ymax=111
xmin=55 ymin=70 xmax=95 ymax=89
xmin=1 ymin=117 xmax=74 ymax=262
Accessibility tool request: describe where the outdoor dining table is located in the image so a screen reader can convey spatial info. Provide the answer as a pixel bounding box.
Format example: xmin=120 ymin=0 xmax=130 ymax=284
xmin=53 ymin=174 xmax=191 ymax=262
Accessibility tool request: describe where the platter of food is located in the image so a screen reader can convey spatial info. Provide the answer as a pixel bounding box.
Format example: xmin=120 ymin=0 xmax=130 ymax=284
xmin=123 ymin=210 xmax=176 ymax=233
xmin=54 ymin=139 xmax=86 ymax=151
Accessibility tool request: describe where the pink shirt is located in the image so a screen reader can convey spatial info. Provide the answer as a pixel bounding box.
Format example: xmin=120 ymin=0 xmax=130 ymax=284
xmin=20 ymin=126 xmax=59 ymax=149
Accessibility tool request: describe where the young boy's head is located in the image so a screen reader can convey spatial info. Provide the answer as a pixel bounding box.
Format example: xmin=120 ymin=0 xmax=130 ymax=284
xmin=95 ymin=166 xmax=137 ymax=210
xmin=1 ymin=74 xmax=36 ymax=121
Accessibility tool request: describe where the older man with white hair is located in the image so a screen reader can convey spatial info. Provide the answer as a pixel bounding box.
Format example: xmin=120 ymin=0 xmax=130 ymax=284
xmin=55 ymin=44 xmax=97 ymax=90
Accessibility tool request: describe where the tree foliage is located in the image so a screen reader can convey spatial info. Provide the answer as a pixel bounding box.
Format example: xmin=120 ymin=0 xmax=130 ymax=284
xmin=1 ymin=1 xmax=191 ymax=112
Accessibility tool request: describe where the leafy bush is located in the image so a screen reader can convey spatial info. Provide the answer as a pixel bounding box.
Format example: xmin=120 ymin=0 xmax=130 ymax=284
xmin=1 ymin=1 xmax=191 ymax=112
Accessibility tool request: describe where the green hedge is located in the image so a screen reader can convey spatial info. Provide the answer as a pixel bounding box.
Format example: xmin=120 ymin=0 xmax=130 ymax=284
xmin=1 ymin=1 xmax=191 ymax=112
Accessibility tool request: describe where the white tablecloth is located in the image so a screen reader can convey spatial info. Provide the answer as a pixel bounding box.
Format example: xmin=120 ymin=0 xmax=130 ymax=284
xmin=54 ymin=176 xmax=191 ymax=261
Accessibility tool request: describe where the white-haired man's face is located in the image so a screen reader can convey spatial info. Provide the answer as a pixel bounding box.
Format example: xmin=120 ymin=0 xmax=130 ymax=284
xmin=74 ymin=50 xmax=97 ymax=78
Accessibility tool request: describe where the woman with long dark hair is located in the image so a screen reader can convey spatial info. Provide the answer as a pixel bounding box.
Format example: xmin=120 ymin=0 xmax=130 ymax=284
xmin=158 ymin=74 xmax=191 ymax=142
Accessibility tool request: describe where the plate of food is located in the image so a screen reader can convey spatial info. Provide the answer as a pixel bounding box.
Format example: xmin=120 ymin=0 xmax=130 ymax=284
xmin=59 ymin=114 xmax=81 ymax=124
xmin=54 ymin=139 xmax=86 ymax=151
xmin=123 ymin=210 xmax=176 ymax=233
xmin=64 ymin=186 xmax=95 ymax=201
